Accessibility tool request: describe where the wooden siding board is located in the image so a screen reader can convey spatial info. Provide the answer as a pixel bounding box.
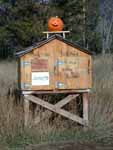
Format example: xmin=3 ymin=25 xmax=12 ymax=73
xmin=31 ymin=41 xmax=55 ymax=90
xmin=18 ymin=37 xmax=92 ymax=91
xmin=54 ymin=40 xmax=92 ymax=90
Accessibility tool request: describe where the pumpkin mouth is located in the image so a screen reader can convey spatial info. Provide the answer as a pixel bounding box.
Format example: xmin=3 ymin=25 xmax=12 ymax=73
xmin=52 ymin=23 xmax=59 ymax=27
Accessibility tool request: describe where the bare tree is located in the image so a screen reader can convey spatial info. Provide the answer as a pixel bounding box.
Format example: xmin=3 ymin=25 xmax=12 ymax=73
xmin=83 ymin=0 xmax=86 ymax=47
xmin=100 ymin=0 xmax=113 ymax=54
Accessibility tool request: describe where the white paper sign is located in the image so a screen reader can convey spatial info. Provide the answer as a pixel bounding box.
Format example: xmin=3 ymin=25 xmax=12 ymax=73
xmin=32 ymin=72 xmax=49 ymax=86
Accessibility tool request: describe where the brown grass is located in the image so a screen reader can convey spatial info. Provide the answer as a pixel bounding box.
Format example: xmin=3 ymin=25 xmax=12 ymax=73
xmin=0 ymin=55 xmax=113 ymax=147
xmin=89 ymin=54 xmax=113 ymax=143
xmin=0 ymin=61 xmax=24 ymax=138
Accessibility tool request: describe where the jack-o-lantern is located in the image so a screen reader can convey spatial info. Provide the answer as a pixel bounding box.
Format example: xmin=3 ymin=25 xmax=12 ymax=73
xmin=48 ymin=16 xmax=64 ymax=32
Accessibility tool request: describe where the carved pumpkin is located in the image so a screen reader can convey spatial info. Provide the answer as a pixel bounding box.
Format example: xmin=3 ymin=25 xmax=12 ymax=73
xmin=48 ymin=17 xmax=64 ymax=31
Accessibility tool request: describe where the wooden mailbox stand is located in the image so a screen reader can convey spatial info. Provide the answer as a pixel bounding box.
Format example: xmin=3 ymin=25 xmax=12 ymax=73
xmin=16 ymin=34 xmax=92 ymax=128
xmin=23 ymin=91 xmax=89 ymax=127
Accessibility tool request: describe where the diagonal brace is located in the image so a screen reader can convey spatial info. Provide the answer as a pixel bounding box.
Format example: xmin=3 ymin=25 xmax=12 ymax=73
xmin=24 ymin=95 xmax=86 ymax=126
xmin=55 ymin=94 xmax=79 ymax=108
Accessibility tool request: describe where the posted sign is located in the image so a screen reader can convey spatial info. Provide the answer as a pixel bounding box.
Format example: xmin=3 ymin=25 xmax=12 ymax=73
xmin=32 ymin=72 xmax=49 ymax=86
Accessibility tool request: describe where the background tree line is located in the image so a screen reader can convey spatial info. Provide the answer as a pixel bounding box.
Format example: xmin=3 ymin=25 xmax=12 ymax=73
xmin=0 ymin=0 xmax=113 ymax=58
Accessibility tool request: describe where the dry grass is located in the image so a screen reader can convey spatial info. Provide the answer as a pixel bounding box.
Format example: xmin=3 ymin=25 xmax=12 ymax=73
xmin=89 ymin=54 xmax=113 ymax=144
xmin=0 ymin=61 xmax=24 ymax=137
xmin=0 ymin=61 xmax=17 ymax=96
xmin=0 ymin=55 xmax=113 ymax=148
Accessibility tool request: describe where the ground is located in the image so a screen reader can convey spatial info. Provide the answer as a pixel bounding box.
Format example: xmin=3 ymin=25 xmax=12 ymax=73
xmin=26 ymin=141 xmax=113 ymax=150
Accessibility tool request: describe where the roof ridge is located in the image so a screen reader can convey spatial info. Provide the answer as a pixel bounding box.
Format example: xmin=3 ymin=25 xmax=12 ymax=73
xmin=15 ymin=35 xmax=92 ymax=57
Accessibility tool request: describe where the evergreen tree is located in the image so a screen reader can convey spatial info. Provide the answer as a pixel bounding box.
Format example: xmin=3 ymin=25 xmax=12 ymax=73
xmin=86 ymin=0 xmax=100 ymax=53
xmin=51 ymin=0 xmax=84 ymax=45
xmin=0 ymin=0 xmax=49 ymax=58
xmin=0 ymin=0 xmax=103 ymax=58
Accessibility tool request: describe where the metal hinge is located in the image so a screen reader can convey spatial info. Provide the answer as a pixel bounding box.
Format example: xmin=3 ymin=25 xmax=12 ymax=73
xmin=56 ymin=81 xmax=65 ymax=89
xmin=21 ymin=61 xmax=31 ymax=67
xmin=21 ymin=83 xmax=31 ymax=90
xmin=54 ymin=60 xmax=64 ymax=66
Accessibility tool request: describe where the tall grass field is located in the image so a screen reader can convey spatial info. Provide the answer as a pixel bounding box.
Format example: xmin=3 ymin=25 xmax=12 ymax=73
xmin=0 ymin=55 xmax=113 ymax=149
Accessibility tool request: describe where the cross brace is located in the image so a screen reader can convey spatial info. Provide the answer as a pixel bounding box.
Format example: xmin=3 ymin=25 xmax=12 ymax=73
xmin=24 ymin=94 xmax=88 ymax=127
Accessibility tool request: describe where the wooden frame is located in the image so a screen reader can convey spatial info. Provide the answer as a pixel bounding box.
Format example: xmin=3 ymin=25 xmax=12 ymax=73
xmin=23 ymin=92 xmax=89 ymax=127
xmin=21 ymin=89 xmax=90 ymax=95
xmin=43 ymin=31 xmax=70 ymax=39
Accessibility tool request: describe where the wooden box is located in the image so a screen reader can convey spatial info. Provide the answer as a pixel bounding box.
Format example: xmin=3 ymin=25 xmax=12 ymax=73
xmin=16 ymin=35 xmax=92 ymax=93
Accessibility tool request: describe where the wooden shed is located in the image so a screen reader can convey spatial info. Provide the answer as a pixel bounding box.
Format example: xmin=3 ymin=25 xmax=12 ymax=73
xmin=16 ymin=34 xmax=92 ymax=94
xmin=16 ymin=34 xmax=93 ymax=127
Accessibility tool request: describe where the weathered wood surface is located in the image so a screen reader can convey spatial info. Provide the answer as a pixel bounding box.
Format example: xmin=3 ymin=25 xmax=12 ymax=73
xmin=83 ymin=92 xmax=89 ymax=126
xmin=55 ymin=94 xmax=79 ymax=108
xmin=22 ymin=89 xmax=90 ymax=95
xmin=24 ymin=99 xmax=30 ymax=126
xmin=19 ymin=38 xmax=92 ymax=92
xmin=43 ymin=31 xmax=70 ymax=38
xmin=43 ymin=31 xmax=70 ymax=34
xmin=24 ymin=95 xmax=86 ymax=126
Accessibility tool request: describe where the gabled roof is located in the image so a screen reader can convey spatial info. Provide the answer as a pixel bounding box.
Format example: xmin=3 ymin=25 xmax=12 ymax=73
xmin=15 ymin=34 xmax=92 ymax=57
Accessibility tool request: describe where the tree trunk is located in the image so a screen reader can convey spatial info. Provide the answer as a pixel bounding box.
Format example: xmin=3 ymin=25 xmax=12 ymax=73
xmin=83 ymin=0 xmax=86 ymax=48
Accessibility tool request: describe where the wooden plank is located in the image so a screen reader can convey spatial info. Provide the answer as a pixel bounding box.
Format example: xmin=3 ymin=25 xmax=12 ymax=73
xmin=43 ymin=31 xmax=69 ymax=38
xmin=83 ymin=92 xmax=89 ymax=126
xmin=24 ymin=60 xmax=31 ymax=90
xmin=43 ymin=31 xmax=70 ymax=34
xmin=22 ymin=89 xmax=91 ymax=95
xmin=24 ymin=98 xmax=30 ymax=126
xmin=55 ymin=94 xmax=79 ymax=108
xmin=25 ymin=95 xmax=85 ymax=126
xmin=20 ymin=55 xmax=32 ymax=90
xmin=54 ymin=40 xmax=92 ymax=90
xmin=32 ymin=41 xmax=55 ymax=91
xmin=31 ymin=57 xmax=49 ymax=72
xmin=88 ymin=56 xmax=93 ymax=88
xmin=20 ymin=56 xmax=25 ymax=90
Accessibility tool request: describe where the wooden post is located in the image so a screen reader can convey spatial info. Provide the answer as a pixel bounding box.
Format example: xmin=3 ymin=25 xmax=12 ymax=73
xmin=63 ymin=32 xmax=66 ymax=38
xmin=47 ymin=33 xmax=49 ymax=39
xmin=24 ymin=97 xmax=30 ymax=126
xmin=83 ymin=92 xmax=89 ymax=127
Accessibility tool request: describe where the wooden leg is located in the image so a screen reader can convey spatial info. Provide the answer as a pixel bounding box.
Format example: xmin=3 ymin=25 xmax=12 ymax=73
xmin=83 ymin=92 xmax=89 ymax=127
xmin=24 ymin=98 xmax=30 ymax=126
